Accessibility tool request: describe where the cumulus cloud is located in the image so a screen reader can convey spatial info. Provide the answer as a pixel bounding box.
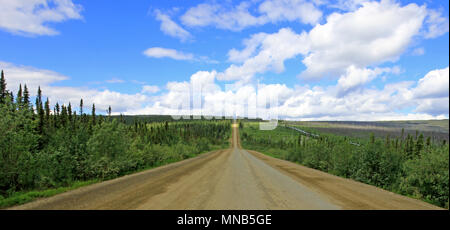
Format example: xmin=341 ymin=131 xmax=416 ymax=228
xmin=180 ymin=0 xmax=322 ymax=31
xmin=227 ymin=33 xmax=269 ymax=63
xmin=180 ymin=2 xmax=261 ymax=31
xmin=258 ymin=0 xmax=322 ymax=25
xmin=414 ymin=98 xmax=449 ymax=116
xmin=155 ymin=10 xmax=192 ymax=42
xmin=143 ymin=47 xmax=194 ymax=61
xmin=300 ymin=0 xmax=427 ymax=79
xmin=125 ymin=66 xmax=449 ymax=120
xmin=0 ymin=61 xmax=148 ymax=114
xmin=0 ymin=61 xmax=68 ymax=93
xmin=413 ymin=67 xmax=449 ymax=99
xmin=336 ymin=66 xmax=400 ymax=97
xmin=0 ymin=0 xmax=83 ymax=36
xmin=3 ymin=61 xmax=447 ymax=119
xmin=218 ymin=28 xmax=309 ymax=83
xmin=216 ymin=0 xmax=448 ymax=85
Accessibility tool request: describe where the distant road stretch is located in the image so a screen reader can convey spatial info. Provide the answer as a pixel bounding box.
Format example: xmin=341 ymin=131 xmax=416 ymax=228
xmin=10 ymin=124 xmax=441 ymax=210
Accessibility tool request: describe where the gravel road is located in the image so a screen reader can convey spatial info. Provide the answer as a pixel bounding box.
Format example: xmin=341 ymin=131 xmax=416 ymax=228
xmin=9 ymin=123 xmax=441 ymax=210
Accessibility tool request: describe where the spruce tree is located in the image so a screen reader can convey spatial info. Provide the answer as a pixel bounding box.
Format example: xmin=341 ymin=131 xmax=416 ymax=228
xmin=16 ymin=84 xmax=23 ymax=105
xmin=36 ymin=86 xmax=42 ymax=111
xmin=91 ymin=103 xmax=96 ymax=126
xmin=0 ymin=70 xmax=7 ymax=103
xmin=61 ymin=105 xmax=67 ymax=127
xmin=73 ymin=111 xmax=77 ymax=122
xmin=405 ymin=134 xmax=414 ymax=159
xmin=23 ymin=84 xmax=30 ymax=109
xmin=9 ymin=91 xmax=14 ymax=103
xmin=79 ymin=99 xmax=84 ymax=115
xmin=45 ymin=98 xmax=50 ymax=126
xmin=68 ymin=102 xmax=72 ymax=123
xmin=54 ymin=102 xmax=60 ymax=128
xmin=55 ymin=102 xmax=60 ymax=115
xmin=415 ymin=133 xmax=424 ymax=157
xmin=385 ymin=134 xmax=390 ymax=148
xmin=36 ymin=87 xmax=44 ymax=134
xmin=370 ymin=133 xmax=375 ymax=144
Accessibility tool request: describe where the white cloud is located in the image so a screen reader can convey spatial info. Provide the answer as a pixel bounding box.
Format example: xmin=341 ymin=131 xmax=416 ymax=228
xmin=2 ymin=62 xmax=447 ymax=120
xmin=328 ymin=0 xmax=368 ymax=11
xmin=126 ymin=66 xmax=449 ymax=120
xmin=141 ymin=85 xmax=160 ymax=94
xmin=180 ymin=2 xmax=263 ymax=31
xmin=143 ymin=47 xmax=218 ymax=64
xmin=0 ymin=0 xmax=83 ymax=36
xmin=301 ymin=0 xmax=428 ymax=79
xmin=180 ymin=0 xmax=322 ymax=31
xmin=227 ymin=33 xmax=268 ymax=63
xmin=414 ymin=98 xmax=449 ymax=116
xmin=143 ymin=47 xmax=194 ymax=61
xmin=413 ymin=67 xmax=449 ymax=99
xmin=218 ymin=28 xmax=309 ymax=83
xmin=336 ymin=66 xmax=381 ymax=96
xmin=336 ymin=66 xmax=399 ymax=97
xmin=155 ymin=10 xmax=192 ymax=42
xmin=218 ymin=1 xmax=441 ymax=84
xmin=423 ymin=8 xmax=449 ymax=39
xmin=0 ymin=61 xmax=148 ymax=113
xmin=0 ymin=61 xmax=68 ymax=93
xmin=44 ymin=87 xmax=148 ymax=113
xmin=258 ymin=0 xmax=322 ymax=25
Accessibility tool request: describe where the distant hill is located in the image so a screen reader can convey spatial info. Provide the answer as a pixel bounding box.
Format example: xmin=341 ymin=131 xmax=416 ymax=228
xmin=282 ymin=119 xmax=449 ymax=142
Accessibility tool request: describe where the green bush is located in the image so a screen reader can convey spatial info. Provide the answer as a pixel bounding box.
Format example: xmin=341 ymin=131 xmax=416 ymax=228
xmin=399 ymin=146 xmax=449 ymax=208
xmin=240 ymin=122 xmax=449 ymax=208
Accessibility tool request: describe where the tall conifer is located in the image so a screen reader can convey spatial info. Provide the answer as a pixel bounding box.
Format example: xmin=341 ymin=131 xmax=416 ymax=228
xmin=91 ymin=103 xmax=96 ymax=126
xmin=0 ymin=70 xmax=7 ymax=103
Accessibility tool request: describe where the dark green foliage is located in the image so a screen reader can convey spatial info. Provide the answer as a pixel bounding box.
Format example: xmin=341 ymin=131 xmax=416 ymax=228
xmin=241 ymin=122 xmax=449 ymax=208
xmin=79 ymin=99 xmax=83 ymax=115
xmin=0 ymin=70 xmax=7 ymax=103
xmin=415 ymin=133 xmax=424 ymax=157
xmin=16 ymin=84 xmax=22 ymax=105
xmin=0 ymin=72 xmax=231 ymax=206
xmin=91 ymin=103 xmax=96 ymax=126
xmin=0 ymin=96 xmax=38 ymax=195
xmin=399 ymin=145 xmax=449 ymax=208
xmin=23 ymin=84 xmax=30 ymax=109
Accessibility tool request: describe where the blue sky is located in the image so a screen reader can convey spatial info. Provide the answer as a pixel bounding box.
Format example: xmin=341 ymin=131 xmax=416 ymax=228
xmin=0 ymin=0 xmax=448 ymax=120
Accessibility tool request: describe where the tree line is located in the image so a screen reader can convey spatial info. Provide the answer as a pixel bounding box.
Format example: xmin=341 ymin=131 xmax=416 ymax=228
xmin=0 ymin=70 xmax=231 ymax=205
xmin=240 ymin=123 xmax=449 ymax=208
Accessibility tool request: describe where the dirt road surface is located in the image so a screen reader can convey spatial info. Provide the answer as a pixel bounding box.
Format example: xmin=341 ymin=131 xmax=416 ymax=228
xmin=9 ymin=123 xmax=441 ymax=210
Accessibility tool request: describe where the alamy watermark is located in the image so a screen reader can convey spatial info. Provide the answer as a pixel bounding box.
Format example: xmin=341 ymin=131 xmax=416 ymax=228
xmin=169 ymin=83 xmax=278 ymax=130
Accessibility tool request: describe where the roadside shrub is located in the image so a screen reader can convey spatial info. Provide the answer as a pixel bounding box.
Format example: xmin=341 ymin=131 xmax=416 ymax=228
xmin=399 ymin=146 xmax=449 ymax=208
